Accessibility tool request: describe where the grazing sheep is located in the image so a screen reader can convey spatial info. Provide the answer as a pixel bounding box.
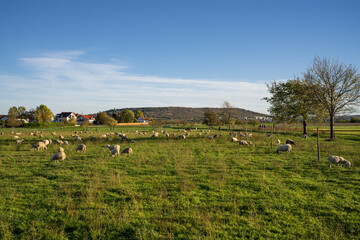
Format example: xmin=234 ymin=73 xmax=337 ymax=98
xmin=286 ymin=139 xmax=295 ymax=145
xmin=178 ymin=135 xmax=186 ymax=139
xmin=76 ymin=136 xmax=82 ymax=141
xmin=239 ymin=140 xmax=249 ymax=146
xmin=106 ymin=144 xmax=120 ymax=151
xmin=59 ymin=135 xmax=64 ymax=139
xmin=43 ymin=139 xmax=50 ymax=146
xmin=110 ymin=148 xmax=120 ymax=157
xmin=120 ymin=134 xmax=127 ymax=140
xmin=231 ymin=137 xmax=239 ymax=142
xmin=121 ymin=147 xmax=133 ymax=155
xmin=48 ymin=139 xmax=52 ymax=144
xmin=208 ymin=136 xmax=213 ymax=140
xmin=276 ymin=144 xmax=292 ymax=153
xmin=63 ymin=141 xmax=69 ymax=145
xmin=246 ymin=141 xmax=255 ymax=146
xmin=328 ymin=156 xmax=351 ymax=168
xmin=151 ymin=133 xmax=159 ymax=138
xmin=14 ymin=136 xmax=20 ymax=139
xmin=276 ymin=139 xmax=281 ymax=145
xmin=185 ymin=132 xmax=190 ymax=136
xmin=76 ymin=144 xmax=86 ymax=153
xmin=52 ymin=132 xmax=57 ymax=136
xmin=16 ymin=139 xmax=23 ymax=144
xmin=31 ymin=142 xmax=47 ymax=151
xmin=56 ymin=140 xmax=64 ymax=145
xmin=50 ymin=149 xmax=66 ymax=163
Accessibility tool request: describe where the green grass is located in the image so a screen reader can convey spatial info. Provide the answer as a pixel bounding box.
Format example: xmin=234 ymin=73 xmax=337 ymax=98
xmin=0 ymin=126 xmax=359 ymax=239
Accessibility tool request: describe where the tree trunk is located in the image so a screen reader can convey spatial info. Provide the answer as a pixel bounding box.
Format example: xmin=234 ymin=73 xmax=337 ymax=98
xmin=330 ymin=114 xmax=335 ymax=140
xmin=302 ymin=120 xmax=307 ymax=135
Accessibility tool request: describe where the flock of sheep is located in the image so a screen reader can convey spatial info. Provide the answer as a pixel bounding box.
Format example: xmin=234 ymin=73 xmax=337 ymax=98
xmin=3 ymin=128 xmax=352 ymax=168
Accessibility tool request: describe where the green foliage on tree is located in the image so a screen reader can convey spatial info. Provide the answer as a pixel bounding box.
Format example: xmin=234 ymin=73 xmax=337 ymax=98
xmin=106 ymin=117 xmax=118 ymax=130
xmin=248 ymin=119 xmax=260 ymax=127
xmin=304 ymin=57 xmax=360 ymax=140
xmin=203 ymin=108 xmax=219 ymax=128
xmin=35 ymin=104 xmax=54 ymax=123
xmin=122 ymin=110 xmax=135 ymax=123
xmin=97 ymin=112 xmax=110 ymax=124
xmin=135 ymin=110 xmax=144 ymax=120
xmin=264 ymin=78 xmax=324 ymax=135
xmin=6 ymin=106 xmax=22 ymax=127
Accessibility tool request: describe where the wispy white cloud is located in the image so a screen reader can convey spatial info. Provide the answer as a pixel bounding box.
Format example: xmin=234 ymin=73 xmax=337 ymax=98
xmin=0 ymin=50 xmax=272 ymax=114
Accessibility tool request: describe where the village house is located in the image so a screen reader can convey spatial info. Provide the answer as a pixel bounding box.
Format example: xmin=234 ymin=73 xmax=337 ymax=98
xmin=77 ymin=114 xmax=96 ymax=125
xmin=137 ymin=116 xmax=152 ymax=123
xmin=0 ymin=115 xmax=7 ymax=122
xmin=53 ymin=112 xmax=77 ymax=123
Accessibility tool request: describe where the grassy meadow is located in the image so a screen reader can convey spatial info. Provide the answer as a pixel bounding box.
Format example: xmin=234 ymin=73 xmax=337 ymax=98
xmin=0 ymin=125 xmax=359 ymax=239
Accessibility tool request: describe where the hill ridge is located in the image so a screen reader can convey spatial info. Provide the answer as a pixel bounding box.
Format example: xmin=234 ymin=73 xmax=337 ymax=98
xmin=105 ymin=107 xmax=269 ymax=122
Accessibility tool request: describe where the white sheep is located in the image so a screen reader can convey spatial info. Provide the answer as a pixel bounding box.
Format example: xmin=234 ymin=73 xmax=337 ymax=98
xmin=106 ymin=144 xmax=120 ymax=151
xmin=276 ymin=139 xmax=281 ymax=145
xmin=56 ymin=140 xmax=64 ymax=145
xmin=31 ymin=142 xmax=47 ymax=151
xmin=110 ymin=148 xmax=120 ymax=157
xmin=231 ymin=137 xmax=239 ymax=142
xmin=178 ymin=135 xmax=186 ymax=139
xmin=43 ymin=139 xmax=50 ymax=146
xmin=328 ymin=156 xmax=351 ymax=168
xmin=63 ymin=141 xmax=69 ymax=145
xmin=239 ymin=140 xmax=249 ymax=146
xmin=76 ymin=144 xmax=87 ymax=153
xmin=16 ymin=139 xmax=23 ymax=144
xmin=151 ymin=132 xmax=159 ymax=138
xmin=276 ymin=144 xmax=292 ymax=153
xmin=50 ymin=148 xmax=66 ymax=163
xmin=59 ymin=135 xmax=64 ymax=140
xmin=121 ymin=147 xmax=133 ymax=155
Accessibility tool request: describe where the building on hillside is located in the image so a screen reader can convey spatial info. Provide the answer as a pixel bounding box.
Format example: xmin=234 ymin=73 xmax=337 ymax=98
xmin=77 ymin=115 xmax=96 ymax=125
xmin=137 ymin=116 xmax=152 ymax=123
xmin=53 ymin=112 xmax=77 ymax=123
xmin=0 ymin=115 xmax=7 ymax=122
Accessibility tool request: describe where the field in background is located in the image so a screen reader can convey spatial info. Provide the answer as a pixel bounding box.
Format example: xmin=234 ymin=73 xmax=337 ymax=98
xmin=0 ymin=124 xmax=359 ymax=239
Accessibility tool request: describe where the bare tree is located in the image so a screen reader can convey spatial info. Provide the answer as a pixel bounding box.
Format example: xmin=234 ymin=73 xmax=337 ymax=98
xmin=221 ymin=101 xmax=236 ymax=130
xmin=304 ymin=57 xmax=360 ymax=140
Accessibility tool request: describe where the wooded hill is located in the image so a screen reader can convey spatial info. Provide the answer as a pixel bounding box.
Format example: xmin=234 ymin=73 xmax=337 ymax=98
xmin=106 ymin=107 xmax=268 ymax=123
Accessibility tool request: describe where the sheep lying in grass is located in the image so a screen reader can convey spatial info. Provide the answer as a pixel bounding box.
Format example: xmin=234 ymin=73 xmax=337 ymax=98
xmin=328 ymin=156 xmax=351 ymax=168
xmin=50 ymin=147 xmax=66 ymax=163
xmin=76 ymin=144 xmax=86 ymax=153
xmin=276 ymin=144 xmax=292 ymax=153
xmin=121 ymin=147 xmax=133 ymax=155
xmin=286 ymin=139 xmax=295 ymax=145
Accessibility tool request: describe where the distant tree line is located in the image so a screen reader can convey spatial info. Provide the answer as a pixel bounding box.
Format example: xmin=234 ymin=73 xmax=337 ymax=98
xmin=2 ymin=104 xmax=54 ymax=128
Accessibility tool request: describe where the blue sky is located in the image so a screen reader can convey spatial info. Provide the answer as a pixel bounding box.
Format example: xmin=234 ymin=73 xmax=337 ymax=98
xmin=1 ymin=0 xmax=360 ymax=115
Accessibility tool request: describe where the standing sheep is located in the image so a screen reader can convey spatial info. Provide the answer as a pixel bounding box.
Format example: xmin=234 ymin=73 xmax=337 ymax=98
xmin=121 ymin=148 xmax=133 ymax=155
xmin=178 ymin=135 xmax=186 ymax=139
xmin=50 ymin=147 xmax=66 ymax=163
xmin=76 ymin=144 xmax=87 ymax=153
xmin=276 ymin=144 xmax=292 ymax=153
xmin=231 ymin=137 xmax=239 ymax=142
xmin=328 ymin=156 xmax=351 ymax=168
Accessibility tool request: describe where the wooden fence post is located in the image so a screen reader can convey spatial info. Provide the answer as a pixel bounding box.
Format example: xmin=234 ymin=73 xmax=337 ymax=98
xmin=317 ymin=127 xmax=320 ymax=162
